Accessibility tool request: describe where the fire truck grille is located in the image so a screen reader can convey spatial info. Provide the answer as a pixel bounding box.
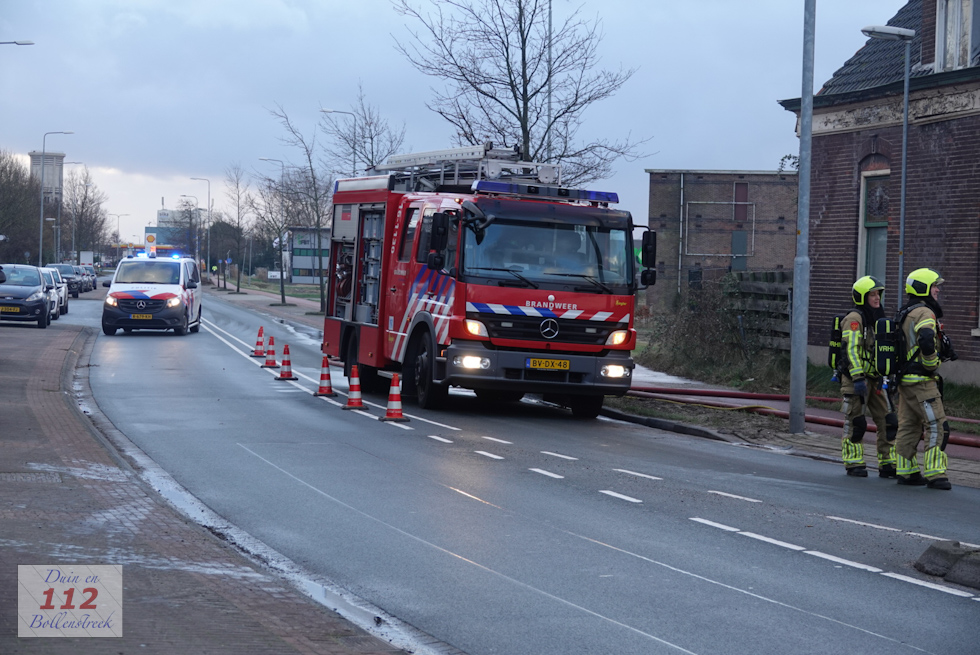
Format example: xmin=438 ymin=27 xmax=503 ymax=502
xmin=474 ymin=313 xmax=623 ymax=345
xmin=117 ymin=299 xmax=167 ymax=313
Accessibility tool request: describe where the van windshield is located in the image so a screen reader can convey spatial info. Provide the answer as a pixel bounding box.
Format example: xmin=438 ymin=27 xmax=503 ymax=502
xmin=115 ymin=261 xmax=181 ymax=284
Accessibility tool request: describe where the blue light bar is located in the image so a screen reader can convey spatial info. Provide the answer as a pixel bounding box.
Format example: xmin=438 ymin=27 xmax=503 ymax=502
xmin=471 ymin=180 xmax=618 ymax=203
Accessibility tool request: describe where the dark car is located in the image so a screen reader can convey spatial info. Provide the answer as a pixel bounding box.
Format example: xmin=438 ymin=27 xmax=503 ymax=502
xmin=74 ymin=265 xmax=93 ymax=292
xmin=48 ymin=263 xmax=81 ymax=298
xmin=0 ymin=264 xmax=53 ymax=328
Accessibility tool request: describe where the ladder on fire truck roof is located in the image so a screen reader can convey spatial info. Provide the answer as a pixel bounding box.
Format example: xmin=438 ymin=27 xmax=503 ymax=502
xmin=372 ymin=143 xmax=561 ymax=191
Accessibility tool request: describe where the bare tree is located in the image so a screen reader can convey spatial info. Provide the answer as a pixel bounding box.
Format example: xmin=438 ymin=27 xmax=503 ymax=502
xmin=62 ymin=168 xmax=109 ymax=263
xmin=393 ymin=0 xmax=646 ymax=186
xmin=270 ymin=104 xmax=333 ymax=313
xmin=250 ymin=176 xmax=291 ymax=305
xmin=321 ymin=83 xmax=406 ymax=175
xmin=224 ymin=164 xmax=253 ymax=292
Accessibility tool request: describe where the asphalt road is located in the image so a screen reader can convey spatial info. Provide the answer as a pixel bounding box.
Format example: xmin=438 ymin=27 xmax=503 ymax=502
xmin=74 ymin=291 xmax=980 ymax=655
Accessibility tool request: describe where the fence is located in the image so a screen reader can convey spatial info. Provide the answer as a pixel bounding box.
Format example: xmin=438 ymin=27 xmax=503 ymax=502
xmin=724 ymin=271 xmax=793 ymax=352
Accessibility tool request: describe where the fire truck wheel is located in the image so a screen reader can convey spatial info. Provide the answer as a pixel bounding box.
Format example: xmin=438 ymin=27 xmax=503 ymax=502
xmin=475 ymin=389 xmax=524 ymax=403
xmin=571 ymin=395 xmax=604 ymax=419
xmin=415 ymin=334 xmax=448 ymax=409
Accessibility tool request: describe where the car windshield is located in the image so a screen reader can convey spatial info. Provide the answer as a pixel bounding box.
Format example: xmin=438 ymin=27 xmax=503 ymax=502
xmin=114 ymin=260 xmax=181 ymax=284
xmin=1 ymin=267 xmax=41 ymax=286
xmin=460 ymin=219 xmax=633 ymax=289
xmin=41 ymin=270 xmax=54 ymax=285
xmin=50 ymin=264 xmax=74 ymax=276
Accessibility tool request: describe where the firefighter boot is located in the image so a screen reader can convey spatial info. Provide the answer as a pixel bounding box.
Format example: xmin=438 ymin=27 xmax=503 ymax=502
xmin=927 ymin=477 xmax=952 ymax=490
xmin=846 ymin=466 xmax=868 ymax=477
xmin=878 ymin=465 xmax=898 ymax=479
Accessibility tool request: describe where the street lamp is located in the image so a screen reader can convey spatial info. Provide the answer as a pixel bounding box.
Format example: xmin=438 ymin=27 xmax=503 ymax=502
xmin=862 ymin=24 xmax=915 ymax=304
xmin=0 ymin=41 xmax=34 ymax=45
xmin=108 ymin=213 xmax=129 ymax=261
xmin=320 ymin=109 xmax=357 ymax=176
xmin=37 ymin=131 xmax=73 ymax=266
xmin=190 ymin=177 xmax=211 ymax=276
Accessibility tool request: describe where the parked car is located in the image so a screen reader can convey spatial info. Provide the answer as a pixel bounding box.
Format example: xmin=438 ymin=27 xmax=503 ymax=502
xmin=42 ymin=266 xmax=69 ymax=315
xmin=74 ymin=265 xmax=93 ymax=292
xmin=39 ymin=268 xmax=62 ymax=321
xmin=82 ymin=264 xmax=98 ymax=285
xmin=102 ymin=255 xmax=202 ymax=335
xmin=48 ymin=263 xmax=81 ymax=297
xmin=0 ymin=264 xmax=53 ymax=328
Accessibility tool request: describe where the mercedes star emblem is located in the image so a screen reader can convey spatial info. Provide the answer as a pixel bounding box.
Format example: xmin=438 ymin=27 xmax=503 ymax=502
xmin=136 ymin=300 xmax=146 ymax=309
xmin=540 ymin=318 xmax=559 ymax=339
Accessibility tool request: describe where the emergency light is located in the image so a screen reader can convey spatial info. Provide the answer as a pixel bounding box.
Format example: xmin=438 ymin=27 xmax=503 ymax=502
xmin=471 ymin=180 xmax=618 ymax=204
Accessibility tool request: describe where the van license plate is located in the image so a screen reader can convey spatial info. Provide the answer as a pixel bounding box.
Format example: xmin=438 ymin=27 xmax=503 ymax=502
xmin=526 ymin=358 xmax=569 ymax=370
xmin=130 ymin=314 xmax=152 ymax=320
xmin=0 ymin=306 xmax=19 ymax=313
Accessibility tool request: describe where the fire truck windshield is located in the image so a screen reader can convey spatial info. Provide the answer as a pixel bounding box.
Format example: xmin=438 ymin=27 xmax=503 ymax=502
xmin=460 ymin=220 xmax=632 ymax=290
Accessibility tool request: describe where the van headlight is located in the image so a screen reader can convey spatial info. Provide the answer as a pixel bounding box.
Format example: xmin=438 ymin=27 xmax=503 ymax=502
xmin=104 ymin=296 xmax=118 ymax=307
xmin=605 ymin=330 xmax=628 ymax=346
xmin=166 ymin=296 xmax=182 ymax=308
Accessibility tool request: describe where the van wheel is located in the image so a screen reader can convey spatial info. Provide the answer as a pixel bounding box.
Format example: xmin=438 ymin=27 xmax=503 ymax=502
xmin=414 ymin=333 xmax=447 ymax=409
xmin=571 ymin=395 xmax=604 ymax=419
xmin=189 ymin=307 xmax=201 ymax=333
xmin=102 ymin=323 xmax=116 ymax=336
xmin=173 ymin=314 xmax=188 ymax=336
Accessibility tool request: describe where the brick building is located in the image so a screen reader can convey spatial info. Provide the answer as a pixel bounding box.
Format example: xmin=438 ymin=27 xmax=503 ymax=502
xmin=645 ymin=169 xmax=798 ymax=303
xmin=779 ymin=0 xmax=979 ymax=383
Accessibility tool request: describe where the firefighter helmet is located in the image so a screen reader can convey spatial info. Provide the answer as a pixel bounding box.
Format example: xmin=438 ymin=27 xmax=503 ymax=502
xmin=852 ymin=275 xmax=885 ymax=306
xmin=905 ymin=268 xmax=944 ymax=297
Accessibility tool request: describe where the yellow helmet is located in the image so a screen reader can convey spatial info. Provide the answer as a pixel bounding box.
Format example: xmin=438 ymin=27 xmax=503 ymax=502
xmin=852 ymin=275 xmax=885 ymax=306
xmin=905 ymin=268 xmax=944 ymax=297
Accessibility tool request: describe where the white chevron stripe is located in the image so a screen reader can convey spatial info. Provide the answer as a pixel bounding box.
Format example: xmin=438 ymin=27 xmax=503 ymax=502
xmin=591 ymin=312 xmax=613 ymax=321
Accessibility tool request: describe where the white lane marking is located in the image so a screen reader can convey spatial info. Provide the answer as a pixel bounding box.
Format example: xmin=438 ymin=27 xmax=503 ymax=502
xmin=690 ymin=518 xmax=740 ymax=532
xmin=475 ymin=451 xmax=504 ymax=460
xmin=599 ymin=490 xmax=642 ymax=503
xmin=707 ymin=490 xmax=762 ymax=503
xmin=738 ymin=532 xmax=806 ymax=551
xmin=530 ymin=468 xmax=564 ymax=479
xmin=614 ymin=469 xmax=663 ymax=481
xmin=804 ymin=551 xmax=882 ymax=572
xmin=827 ymin=516 xmax=980 ymax=548
xmin=826 ymin=516 xmax=901 ymax=532
xmin=482 ymin=436 xmax=512 ymax=444
xmin=202 ymin=321 xmax=458 ymax=430
xmin=541 ymin=451 xmax=577 ymax=460
xmin=879 ymin=573 xmax=975 ymax=598
xmin=238 ymin=445 xmax=697 ymax=654
xmin=425 ymin=435 xmax=453 ymax=443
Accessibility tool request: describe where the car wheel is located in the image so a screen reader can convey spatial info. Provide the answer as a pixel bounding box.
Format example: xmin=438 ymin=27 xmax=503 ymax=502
xmin=60 ymin=301 xmax=68 ymax=315
xmin=102 ymin=322 xmax=116 ymax=336
xmin=71 ymin=291 xmax=78 ymax=298
xmin=414 ymin=332 xmax=447 ymax=409
xmin=189 ymin=307 xmax=201 ymax=333
xmin=37 ymin=311 xmax=48 ymax=329
xmin=570 ymin=395 xmax=604 ymax=419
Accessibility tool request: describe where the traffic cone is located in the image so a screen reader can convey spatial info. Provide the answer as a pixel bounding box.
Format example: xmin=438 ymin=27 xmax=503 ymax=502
xmin=251 ymin=326 xmax=266 ymax=357
xmin=261 ymin=335 xmax=279 ymax=368
xmin=380 ymin=373 xmax=409 ymax=422
xmin=277 ymin=344 xmax=298 ymax=381
xmin=341 ymin=365 xmax=366 ymax=410
xmin=313 ymin=356 xmax=336 ymax=396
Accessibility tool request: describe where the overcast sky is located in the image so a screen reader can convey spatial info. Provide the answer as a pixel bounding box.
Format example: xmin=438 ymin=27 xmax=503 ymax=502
xmin=2 ymin=0 xmax=907 ymax=244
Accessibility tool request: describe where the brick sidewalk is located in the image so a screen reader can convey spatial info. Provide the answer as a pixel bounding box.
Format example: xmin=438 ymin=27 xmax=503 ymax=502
xmin=0 ymin=322 xmax=410 ymax=654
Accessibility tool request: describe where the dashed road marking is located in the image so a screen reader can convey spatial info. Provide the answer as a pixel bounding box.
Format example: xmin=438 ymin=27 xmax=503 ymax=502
xmin=475 ymin=451 xmax=503 ymax=460
xmin=542 ymin=451 xmax=577 ymax=460
xmin=708 ymin=490 xmax=761 ymax=503
xmin=426 ymin=435 xmax=453 ymax=443
xmin=804 ymin=551 xmax=882 ymax=572
xmin=738 ymin=532 xmax=806 ymax=551
xmin=599 ymin=490 xmax=642 ymax=503
xmin=482 ymin=436 xmax=512 ymax=444
xmin=613 ymin=469 xmax=663 ymax=481
xmin=690 ymin=517 xmax=740 ymax=532
xmin=530 ymin=468 xmax=564 ymax=479
xmin=880 ymin=572 xmax=975 ymax=597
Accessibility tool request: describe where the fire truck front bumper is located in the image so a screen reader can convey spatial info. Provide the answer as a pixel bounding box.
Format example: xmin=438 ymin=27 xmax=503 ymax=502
xmin=444 ymin=341 xmax=633 ymax=396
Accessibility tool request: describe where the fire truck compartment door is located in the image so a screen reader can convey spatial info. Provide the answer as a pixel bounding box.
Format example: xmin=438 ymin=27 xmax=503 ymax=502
xmin=333 ymin=203 xmax=359 ymax=240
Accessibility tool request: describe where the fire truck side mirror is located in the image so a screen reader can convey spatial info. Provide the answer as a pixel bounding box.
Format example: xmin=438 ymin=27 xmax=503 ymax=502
xmin=641 ymin=230 xmax=657 ymax=268
xmin=426 ymin=251 xmax=445 ymax=270
xmin=640 ymin=269 xmax=657 ymax=286
xmin=429 ymin=212 xmax=450 ymax=251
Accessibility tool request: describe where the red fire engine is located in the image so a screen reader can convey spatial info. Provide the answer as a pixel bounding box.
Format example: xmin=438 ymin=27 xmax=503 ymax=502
xmin=322 ymin=144 xmax=657 ymax=418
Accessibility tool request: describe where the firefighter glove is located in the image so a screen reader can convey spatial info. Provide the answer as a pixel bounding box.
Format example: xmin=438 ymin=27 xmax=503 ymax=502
xmin=853 ymin=379 xmax=868 ymax=399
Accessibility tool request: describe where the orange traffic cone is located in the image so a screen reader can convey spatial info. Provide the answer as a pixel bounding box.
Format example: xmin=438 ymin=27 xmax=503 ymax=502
xmin=380 ymin=373 xmax=409 ymax=422
xmin=277 ymin=344 xmax=298 ymax=381
xmin=341 ymin=365 xmax=366 ymax=410
xmin=251 ymin=326 xmax=265 ymax=357
xmin=261 ymin=335 xmax=279 ymax=368
xmin=313 ymin=356 xmax=336 ymax=396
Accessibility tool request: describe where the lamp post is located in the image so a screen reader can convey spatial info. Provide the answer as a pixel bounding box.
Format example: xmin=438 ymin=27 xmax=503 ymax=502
xmin=37 ymin=131 xmax=73 ymax=266
xmin=180 ymin=195 xmax=199 ymax=263
xmin=320 ymin=109 xmax=357 ymax=176
xmin=259 ymin=158 xmax=287 ymax=302
xmin=108 ymin=213 xmax=129 ymax=261
xmin=0 ymin=40 xmax=34 ymax=45
xmin=862 ymin=24 xmax=915 ymax=304
xmin=190 ymin=177 xmax=211 ymax=277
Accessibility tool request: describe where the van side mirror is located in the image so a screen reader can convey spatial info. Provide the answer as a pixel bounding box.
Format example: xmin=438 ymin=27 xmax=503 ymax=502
xmin=186 ymin=280 xmax=198 ymax=289
xmin=641 ymin=230 xmax=657 ymax=268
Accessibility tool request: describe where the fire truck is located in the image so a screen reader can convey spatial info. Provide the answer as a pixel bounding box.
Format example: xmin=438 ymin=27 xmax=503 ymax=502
xmin=321 ymin=144 xmax=657 ymax=419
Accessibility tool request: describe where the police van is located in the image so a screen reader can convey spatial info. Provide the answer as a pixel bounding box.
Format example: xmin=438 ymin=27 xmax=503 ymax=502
xmin=101 ymin=255 xmax=202 ymax=336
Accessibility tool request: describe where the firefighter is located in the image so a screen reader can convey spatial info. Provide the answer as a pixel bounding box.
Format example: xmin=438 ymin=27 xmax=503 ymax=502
xmin=895 ymin=268 xmax=951 ymax=490
xmin=839 ymin=276 xmax=897 ymax=478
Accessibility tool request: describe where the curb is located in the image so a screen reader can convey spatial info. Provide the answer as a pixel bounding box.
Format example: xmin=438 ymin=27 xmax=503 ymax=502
xmin=600 ymin=407 xmax=735 ymax=442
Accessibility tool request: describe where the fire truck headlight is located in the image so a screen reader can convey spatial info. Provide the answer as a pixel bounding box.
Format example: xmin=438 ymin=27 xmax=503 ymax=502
xmin=104 ymin=295 xmax=118 ymax=307
xmin=166 ymin=296 xmax=182 ymax=308
xmin=601 ymin=364 xmax=629 ymax=378
xmin=605 ymin=330 xmax=628 ymax=346
xmin=453 ymin=355 xmax=490 ymax=370
xmin=465 ymin=319 xmax=488 ymax=337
